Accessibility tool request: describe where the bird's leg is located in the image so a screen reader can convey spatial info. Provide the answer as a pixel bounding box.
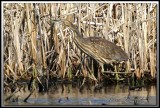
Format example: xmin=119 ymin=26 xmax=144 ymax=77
xmin=100 ymin=63 xmax=104 ymax=73
xmin=115 ymin=63 xmax=120 ymax=81
xmin=97 ymin=65 xmax=101 ymax=82
xmin=97 ymin=63 xmax=104 ymax=82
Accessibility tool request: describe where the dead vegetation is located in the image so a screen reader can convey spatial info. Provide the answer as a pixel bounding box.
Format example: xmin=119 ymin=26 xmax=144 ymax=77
xmin=3 ymin=3 xmax=157 ymax=88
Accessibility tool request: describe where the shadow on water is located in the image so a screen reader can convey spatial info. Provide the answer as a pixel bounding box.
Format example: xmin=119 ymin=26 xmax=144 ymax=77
xmin=4 ymin=84 xmax=157 ymax=106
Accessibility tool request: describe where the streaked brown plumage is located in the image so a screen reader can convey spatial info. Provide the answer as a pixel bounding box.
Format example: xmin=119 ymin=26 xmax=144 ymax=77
xmin=60 ymin=20 xmax=128 ymax=64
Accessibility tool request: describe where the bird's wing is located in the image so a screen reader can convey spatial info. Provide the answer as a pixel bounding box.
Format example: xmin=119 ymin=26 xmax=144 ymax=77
xmin=87 ymin=37 xmax=128 ymax=62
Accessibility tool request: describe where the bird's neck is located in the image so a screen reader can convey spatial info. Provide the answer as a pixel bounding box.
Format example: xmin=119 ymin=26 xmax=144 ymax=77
xmin=68 ymin=22 xmax=84 ymax=45
xmin=63 ymin=20 xmax=84 ymax=48
xmin=73 ymin=30 xmax=84 ymax=47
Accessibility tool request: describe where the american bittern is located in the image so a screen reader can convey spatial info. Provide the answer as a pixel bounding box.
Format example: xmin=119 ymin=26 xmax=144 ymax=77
xmin=54 ymin=20 xmax=128 ymax=74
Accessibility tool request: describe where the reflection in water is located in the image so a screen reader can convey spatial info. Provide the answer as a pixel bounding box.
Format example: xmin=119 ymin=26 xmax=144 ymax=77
xmin=4 ymin=84 xmax=157 ymax=106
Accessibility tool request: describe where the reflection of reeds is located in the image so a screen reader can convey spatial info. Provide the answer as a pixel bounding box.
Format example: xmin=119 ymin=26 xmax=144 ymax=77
xmin=127 ymin=85 xmax=152 ymax=105
xmin=3 ymin=3 xmax=157 ymax=85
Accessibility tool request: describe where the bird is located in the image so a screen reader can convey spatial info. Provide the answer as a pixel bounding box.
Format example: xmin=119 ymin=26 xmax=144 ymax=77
xmin=53 ymin=19 xmax=128 ymax=75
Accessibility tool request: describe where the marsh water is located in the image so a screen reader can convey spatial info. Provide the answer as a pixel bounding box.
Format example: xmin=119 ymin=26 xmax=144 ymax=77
xmin=3 ymin=84 xmax=157 ymax=106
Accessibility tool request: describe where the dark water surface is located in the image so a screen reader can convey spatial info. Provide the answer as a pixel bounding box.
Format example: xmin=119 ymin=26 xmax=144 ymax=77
xmin=3 ymin=84 xmax=157 ymax=106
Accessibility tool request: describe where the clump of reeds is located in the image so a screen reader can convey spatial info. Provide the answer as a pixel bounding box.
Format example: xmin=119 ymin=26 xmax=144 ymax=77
xmin=3 ymin=3 xmax=157 ymax=88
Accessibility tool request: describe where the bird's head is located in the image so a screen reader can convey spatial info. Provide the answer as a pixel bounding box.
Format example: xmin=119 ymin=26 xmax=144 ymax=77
xmin=52 ymin=19 xmax=78 ymax=29
xmin=52 ymin=19 xmax=71 ymax=26
xmin=61 ymin=20 xmax=71 ymax=27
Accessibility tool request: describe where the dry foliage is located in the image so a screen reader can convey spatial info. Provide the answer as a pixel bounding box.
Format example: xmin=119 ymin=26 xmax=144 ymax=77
xmin=3 ymin=3 xmax=157 ymax=82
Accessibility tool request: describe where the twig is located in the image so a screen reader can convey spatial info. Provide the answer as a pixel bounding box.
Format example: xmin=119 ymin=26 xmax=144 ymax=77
xmin=103 ymin=71 xmax=132 ymax=74
xmin=24 ymin=89 xmax=35 ymax=102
